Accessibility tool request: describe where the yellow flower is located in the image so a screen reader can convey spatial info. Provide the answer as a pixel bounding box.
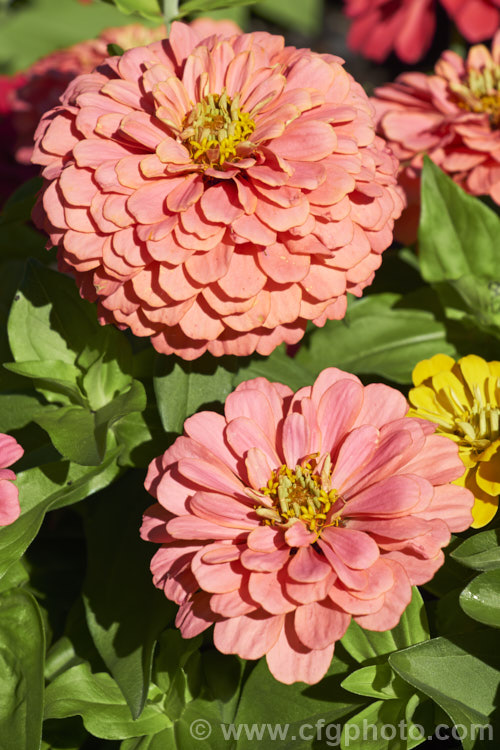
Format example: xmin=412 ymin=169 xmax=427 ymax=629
xmin=408 ymin=353 xmax=500 ymax=528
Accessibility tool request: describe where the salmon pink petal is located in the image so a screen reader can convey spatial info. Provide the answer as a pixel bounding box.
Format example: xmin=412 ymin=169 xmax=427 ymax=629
xmin=353 ymin=560 xmax=412 ymax=631
xmin=266 ymin=614 xmax=334 ymax=685
xmin=248 ymin=570 xmax=298 ymax=614
xmin=214 ymin=611 xmax=284 ymax=659
xmin=176 ymin=591 xmax=219 ymax=638
xmin=287 ymin=546 xmax=332 ymax=583
xmin=294 ymin=600 xmax=350 ymax=649
xmin=321 ymin=527 xmax=379 ymax=569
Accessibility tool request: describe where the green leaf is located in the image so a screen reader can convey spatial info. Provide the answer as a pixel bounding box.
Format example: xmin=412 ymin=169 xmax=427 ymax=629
xmin=0 ymin=451 xmax=121 ymax=581
xmin=341 ymin=663 xmax=412 ymax=701
xmin=341 ymin=588 xmax=430 ymax=663
xmin=232 ymin=650 xmax=364 ymax=750
xmin=8 ymin=261 xmax=99 ymax=366
xmin=459 ymin=570 xmax=500 ymax=628
xmin=120 ymin=729 xmax=175 ymax=750
xmin=0 ymin=178 xmax=43 ymax=226
xmin=340 ymin=694 xmax=428 ymax=750
xmin=419 ymin=158 xmax=500 ymax=332
xmin=0 ymin=589 xmax=45 ymax=750
xmin=0 ymin=392 xmax=45 ymax=432
xmin=451 ymin=529 xmax=500 ymax=571
xmin=44 ymin=664 xmax=171 ymax=740
xmin=82 ymin=352 xmax=132 ymax=411
xmin=4 ymin=360 xmax=85 ymax=405
xmin=254 ymin=0 xmax=322 ymax=33
xmin=233 ymin=345 xmax=314 ymax=392
xmin=153 ymin=629 xmax=203 ymax=721
xmin=83 ymin=474 xmax=174 ymax=719
xmin=35 ymin=406 xmax=104 ymax=466
xmin=111 ymin=0 xmax=162 ymax=20
xmin=0 ymin=0 xmax=134 ymax=73
xmin=389 ymin=631 xmax=500 ymax=750
xmin=176 ymin=0 xmax=255 ymax=18
xmin=294 ymin=293 xmax=457 ymax=384
xmin=154 ymin=355 xmax=235 ymax=434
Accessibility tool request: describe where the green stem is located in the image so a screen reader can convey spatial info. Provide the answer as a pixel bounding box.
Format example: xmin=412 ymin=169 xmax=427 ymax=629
xmin=163 ymin=0 xmax=179 ymax=32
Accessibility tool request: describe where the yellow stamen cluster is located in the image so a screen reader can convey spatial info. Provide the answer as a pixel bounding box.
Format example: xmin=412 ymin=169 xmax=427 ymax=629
xmin=451 ymin=64 xmax=500 ymax=127
xmin=256 ymin=456 xmax=339 ymax=534
xmin=181 ymin=88 xmax=255 ymax=166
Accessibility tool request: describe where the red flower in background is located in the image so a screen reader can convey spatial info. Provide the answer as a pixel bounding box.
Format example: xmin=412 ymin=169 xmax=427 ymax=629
xmin=343 ymin=0 xmax=436 ymax=64
xmin=441 ymin=0 xmax=500 ymax=43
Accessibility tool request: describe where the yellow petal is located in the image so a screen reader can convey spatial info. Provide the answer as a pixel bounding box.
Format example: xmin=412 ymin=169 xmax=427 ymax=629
xmin=456 ymin=467 xmax=499 ymax=528
xmin=457 ymin=354 xmax=491 ymax=404
xmin=408 ymin=385 xmax=454 ymax=427
xmin=432 ymin=370 xmax=470 ymax=415
xmin=458 ymin=444 xmax=477 ymax=468
xmin=412 ymin=354 xmax=455 ymax=387
xmin=476 ymin=448 xmax=500 ymax=496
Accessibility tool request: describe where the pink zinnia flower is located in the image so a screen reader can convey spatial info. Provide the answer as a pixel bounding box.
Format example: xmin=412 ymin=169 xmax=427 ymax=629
xmin=141 ymin=368 xmax=473 ymax=684
xmin=0 ymin=434 xmax=24 ymax=527
xmin=441 ymin=0 xmax=500 ymax=44
xmin=373 ymin=32 xmax=500 ymax=242
xmin=32 ymin=22 xmax=403 ymax=360
xmin=343 ymin=0 xmax=436 ymax=64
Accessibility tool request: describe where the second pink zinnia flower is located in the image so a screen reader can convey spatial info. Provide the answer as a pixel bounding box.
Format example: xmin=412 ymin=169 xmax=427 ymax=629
xmin=141 ymin=368 xmax=473 ymax=684
xmin=32 ymin=22 xmax=403 ymax=360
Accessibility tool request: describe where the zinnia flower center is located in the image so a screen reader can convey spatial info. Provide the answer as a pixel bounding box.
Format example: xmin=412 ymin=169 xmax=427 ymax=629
xmin=256 ymin=457 xmax=341 ymax=534
xmin=181 ymin=88 xmax=255 ymax=166
xmin=451 ymin=66 xmax=500 ymax=127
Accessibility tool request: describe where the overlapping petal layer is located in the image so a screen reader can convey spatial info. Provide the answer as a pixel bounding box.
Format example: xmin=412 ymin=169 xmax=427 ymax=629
xmin=373 ymin=32 xmax=500 ymax=242
xmin=141 ymin=368 xmax=473 ymax=684
xmin=0 ymin=433 xmax=24 ymax=527
xmin=32 ymin=22 xmax=403 ymax=359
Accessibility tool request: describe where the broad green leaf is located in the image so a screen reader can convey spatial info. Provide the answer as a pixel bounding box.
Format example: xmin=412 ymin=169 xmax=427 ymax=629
xmin=176 ymin=0 xmax=255 ymax=18
xmin=0 ymin=0 xmax=134 ymax=73
xmin=340 ymin=694 xmax=428 ymax=750
xmin=233 ymin=649 xmax=364 ymax=750
xmin=451 ymin=529 xmax=500 ymax=571
xmin=154 ymin=355 xmax=235 ymax=434
xmin=0 ymin=589 xmax=45 ymax=750
xmin=0 ymin=178 xmax=43 ymax=226
xmin=35 ymin=406 xmax=104 ymax=466
xmin=83 ymin=475 xmax=174 ymax=718
xmin=233 ymin=345 xmax=314 ymax=392
xmin=82 ymin=353 xmax=132 ymax=411
xmin=459 ymin=570 xmax=500 ymax=628
xmin=341 ymin=588 xmax=430 ymax=663
xmin=0 ymin=260 xmax=27 ymax=391
xmin=121 ymin=728 xmax=175 ymax=750
xmin=94 ymin=380 xmax=146 ymax=431
xmin=0 ymin=559 xmax=28 ymax=593
xmin=8 ymin=261 xmax=99 ymax=366
xmin=4 ymin=360 xmax=85 ymax=405
xmin=112 ymin=406 xmax=164 ymax=467
xmin=419 ymin=158 xmax=500 ymax=332
xmin=389 ymin=631 xmax=500 ymax=750
xmin=341 ymin=663 xmax=412 ymax=701
xmin=255 ymin=0 xmax=322 ymax=33
xmin=111 ymin=0 xmax=162 ymax=20
xmin=153 ymin=629 xmax=203 ymax=720
xmin=44 ymin=664 xmax=171 ymax=740
xmin=0 ymin=451 xmax=121 ymax=581
xmin=294 ymin=293 xmax=457 ymax=384
xmin=0 ymin=392 xmax=45 ymax=432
